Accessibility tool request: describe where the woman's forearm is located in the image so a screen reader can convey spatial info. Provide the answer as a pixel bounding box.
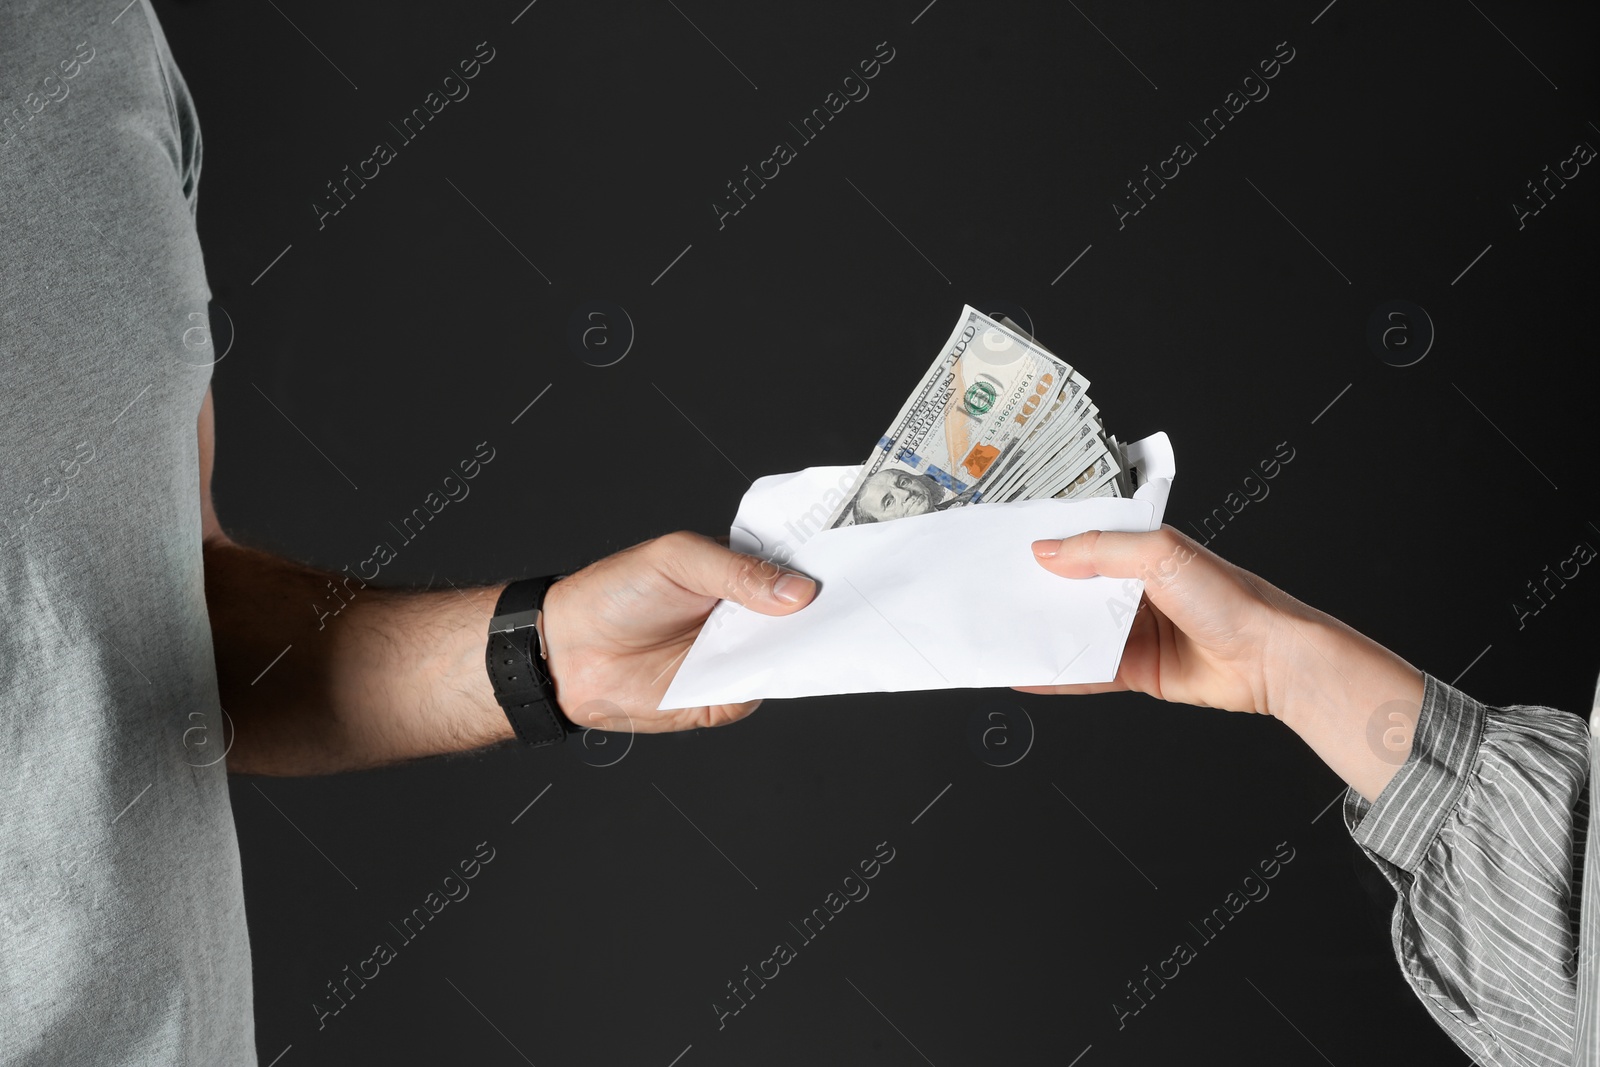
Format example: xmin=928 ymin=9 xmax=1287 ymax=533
xmin=1266 ymin=612 xmax=1425 ymax=802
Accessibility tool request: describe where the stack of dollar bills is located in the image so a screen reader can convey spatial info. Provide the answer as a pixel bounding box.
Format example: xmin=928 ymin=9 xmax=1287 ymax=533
xmin=825 ymin=305 xmax=1138 ymax=529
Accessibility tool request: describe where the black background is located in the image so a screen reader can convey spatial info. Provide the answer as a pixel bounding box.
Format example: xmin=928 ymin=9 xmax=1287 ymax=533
xmin=153 ymin=0 xmax=1597 ymax=1063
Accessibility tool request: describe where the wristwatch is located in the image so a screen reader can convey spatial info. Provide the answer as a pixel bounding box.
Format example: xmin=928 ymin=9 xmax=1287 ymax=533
xmin=485 ymin=575 xmax=581 ymax=746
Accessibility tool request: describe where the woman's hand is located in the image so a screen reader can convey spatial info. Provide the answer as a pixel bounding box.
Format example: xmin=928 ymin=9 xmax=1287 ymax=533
xmin=1016 ymin=526 xmax=1299 ymax=714
xmin=1019 ymin=525 xmax=1423 ymax=801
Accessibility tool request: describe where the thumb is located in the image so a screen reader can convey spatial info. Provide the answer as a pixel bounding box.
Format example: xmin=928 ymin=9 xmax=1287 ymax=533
xmin=657 ymin=532 xmax=818 ymax=616
xmin=1029 ymin=528 xmax=1197 ymax=581
xmin=1028 ymin=525 xmax=1255 ymax=632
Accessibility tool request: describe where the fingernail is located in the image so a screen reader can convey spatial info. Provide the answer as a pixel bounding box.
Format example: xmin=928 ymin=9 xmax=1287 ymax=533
xmin=1032 ymin=539 xmax=1061 ymax=558
xmin=773 ymin=573 xmax=816 ymax=604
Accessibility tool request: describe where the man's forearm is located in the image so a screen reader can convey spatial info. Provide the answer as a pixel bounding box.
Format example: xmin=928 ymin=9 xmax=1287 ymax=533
xmin=204 ymin=538 xmax=514 ymax=775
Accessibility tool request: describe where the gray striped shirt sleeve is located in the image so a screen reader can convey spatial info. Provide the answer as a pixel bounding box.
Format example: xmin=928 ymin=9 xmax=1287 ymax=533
xmin=1342 ymin=672 xmax=1590 ymax=1066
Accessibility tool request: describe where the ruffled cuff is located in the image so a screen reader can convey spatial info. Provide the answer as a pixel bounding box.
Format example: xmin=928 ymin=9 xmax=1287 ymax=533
xmin=1343 ymin=672 xmax=1485 ymax=872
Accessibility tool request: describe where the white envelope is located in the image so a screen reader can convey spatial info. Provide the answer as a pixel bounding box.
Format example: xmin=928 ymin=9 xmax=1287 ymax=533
xmin=659 ymin=432 xmax=1176 ymax=708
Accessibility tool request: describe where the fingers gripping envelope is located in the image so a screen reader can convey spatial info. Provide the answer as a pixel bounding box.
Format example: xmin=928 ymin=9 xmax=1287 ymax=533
xmin=659 ymin=432 xmax=1175 ymax=708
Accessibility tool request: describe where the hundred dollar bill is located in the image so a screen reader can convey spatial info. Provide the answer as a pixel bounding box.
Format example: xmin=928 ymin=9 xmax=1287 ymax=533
xmin=1085 ymin=478 xmax=1122 ymax=499
xmin=1009 ymin=439 xmax=1111 ymax=501
xmin=994 ymin=399 xmax=1104 ymax=502
xmin=970 ymin=315 xmax=1089 ymax=495
xmin=1053 ymin=449 xmax=1121 ymax=499
xmin=826 ymin=306 xmax=1073 ymax=528
xmin=991 ymin=400 xmax=1100 ymax=501
xmin=982 ymin=383 xmax=1091 ymax=501
xmin=1109 ymin=435 xmax=1134 ymax=496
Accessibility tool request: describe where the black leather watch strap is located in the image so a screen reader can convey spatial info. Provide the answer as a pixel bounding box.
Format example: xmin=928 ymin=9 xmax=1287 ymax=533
xmin=486 ymin=575 xmax=578 ymax=747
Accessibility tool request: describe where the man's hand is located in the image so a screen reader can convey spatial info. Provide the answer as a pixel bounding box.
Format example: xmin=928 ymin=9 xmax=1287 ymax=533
xmin=1018 ymin=525 xmax=1423 ymax=801
xmin=540 ymin=531 xmax=817 ymax=733
xmin=201 ymin=387 xmax=817 ymax=772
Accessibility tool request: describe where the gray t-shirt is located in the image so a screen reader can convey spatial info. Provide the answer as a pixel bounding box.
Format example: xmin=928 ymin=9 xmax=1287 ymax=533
xmin=1 ymin=1 xmax=254 ymax=1062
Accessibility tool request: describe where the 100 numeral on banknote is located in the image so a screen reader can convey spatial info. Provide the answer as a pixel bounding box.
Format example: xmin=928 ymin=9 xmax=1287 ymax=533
xmin=826 ymin=306 xmax=1092 ymax=529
